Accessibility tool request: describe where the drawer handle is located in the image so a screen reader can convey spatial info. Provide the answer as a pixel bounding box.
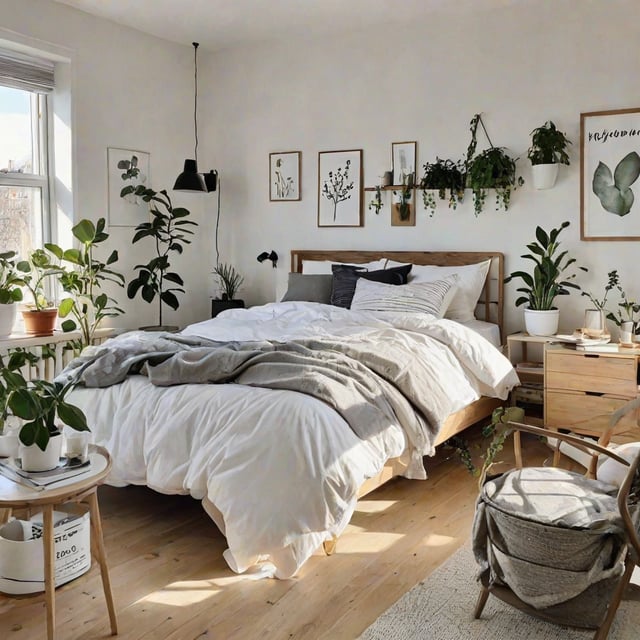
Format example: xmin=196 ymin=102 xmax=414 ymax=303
xmin=585 ymin=391 xmax=605 ymax=397
xmin=583 ymin=354 xmax=600 ymax=359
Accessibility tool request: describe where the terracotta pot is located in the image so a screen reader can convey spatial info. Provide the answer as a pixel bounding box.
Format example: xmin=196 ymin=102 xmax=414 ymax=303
xmin=22 ymin=308 xmax=58 ymax=337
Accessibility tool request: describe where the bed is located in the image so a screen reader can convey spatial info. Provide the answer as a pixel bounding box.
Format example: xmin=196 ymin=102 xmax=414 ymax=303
xmin=64 ymin=249 xmax=518 ymax=578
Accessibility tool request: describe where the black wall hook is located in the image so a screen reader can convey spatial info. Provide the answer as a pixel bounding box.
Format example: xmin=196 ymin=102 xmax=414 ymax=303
xmin=257 ymin=250 xmax=278 ymax=268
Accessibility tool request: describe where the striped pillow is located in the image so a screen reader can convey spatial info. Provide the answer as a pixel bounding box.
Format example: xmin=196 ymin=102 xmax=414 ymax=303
xmin=350 ymin=275 xmax=459 ymax=317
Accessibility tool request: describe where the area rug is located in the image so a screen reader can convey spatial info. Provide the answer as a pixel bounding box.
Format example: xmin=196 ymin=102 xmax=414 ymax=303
xmin=359 ymin=543 xmax=639 ymax=639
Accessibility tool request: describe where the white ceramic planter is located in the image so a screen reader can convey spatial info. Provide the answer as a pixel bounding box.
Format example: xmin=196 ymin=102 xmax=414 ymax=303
xmin=524 ymin=308 xmax=560 ymax=336
xmin=0 ymin=303 xmax=16 ymax=338
xmin=619 ymin=321 xmax=637 ymax=347
xmin=531 ymin=163 xmax=559 ymax=190
xmin=19 ymin=432 xmax=63 ymax=472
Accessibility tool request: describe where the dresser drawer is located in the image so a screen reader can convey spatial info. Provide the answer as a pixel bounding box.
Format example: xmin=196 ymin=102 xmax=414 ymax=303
xmin=545 ymin=389 xmax=638 ymax=436
xmin=545 ymin=350 xmax=638 ymax=396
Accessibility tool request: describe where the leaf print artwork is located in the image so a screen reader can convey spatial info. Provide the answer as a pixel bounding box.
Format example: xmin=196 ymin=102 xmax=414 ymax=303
xmin=592 ymin=151 xmax=640 ymax=216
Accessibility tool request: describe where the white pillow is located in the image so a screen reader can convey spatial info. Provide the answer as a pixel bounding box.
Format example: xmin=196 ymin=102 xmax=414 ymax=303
xmin=350 ymin=275 xmax=458 ymax=318
xmin=597 ymin=442 xmax=640 ymax=488
xmin=302 ymin=259 xmax=386 ymax=275
xmin=396 ymin=260 xmax=491 ymax=322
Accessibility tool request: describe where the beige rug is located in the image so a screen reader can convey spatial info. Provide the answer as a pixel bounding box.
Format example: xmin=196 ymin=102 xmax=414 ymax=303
xmin=359 ymin=543 xmax=639 ymax=639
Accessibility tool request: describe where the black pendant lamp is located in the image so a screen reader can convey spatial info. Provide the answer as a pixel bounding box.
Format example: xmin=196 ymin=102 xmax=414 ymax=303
xmin=174 ymin=42 xmax=216 ymax=192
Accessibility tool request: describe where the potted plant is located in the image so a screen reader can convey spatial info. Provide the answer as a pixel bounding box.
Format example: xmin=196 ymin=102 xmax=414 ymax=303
xmin=527 ymin=120 xmax=571 ymax=190
xmin=46 ymin=218 xmax=124 ymax=355
xmin=119 ymin=182 xmax=198 ymax=331
xmin=0 ymin=251 xmax=25 ymax=338
xmin=2 ymin=365 xmax=88 ymax=471
xmin=211 ymin=263 xmax=244 ymax=317
xmin=465 ymin=113 xmax=524 ymax=216
xmin=580 ymin=270 xmax=619 ymax=339
xmin=16 ymin=249 xmax=65 ymax=337
xmin=391 ymin=174 xmax=414 ymax=225
xmin=605 ymin=278 xmax=640 ymax=346
xmin=419 ymin=157 xmax=466 ymax=217
xmin=368 ymin=185 xmax=383 ymax=214
xmin=504 ymin=220 xmax=587 ymax=336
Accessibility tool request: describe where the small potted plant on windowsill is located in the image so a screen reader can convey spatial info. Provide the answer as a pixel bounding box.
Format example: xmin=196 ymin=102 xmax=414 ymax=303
xmin=211 ymin=263 xmax=245 ymax=318
xmin=0 ymin=251 xmax=25 ymax=338
xmin=16 ymin=249 xmax=65 ymax=337
xmin=504 ymin=220 xmax=587 ymax=336
xmin=528 ymin=120 xmax=571 ymax=190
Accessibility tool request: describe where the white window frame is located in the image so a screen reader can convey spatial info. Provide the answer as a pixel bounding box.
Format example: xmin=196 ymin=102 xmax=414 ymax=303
xmin=0 ymin=91 xmax=51 ymax=247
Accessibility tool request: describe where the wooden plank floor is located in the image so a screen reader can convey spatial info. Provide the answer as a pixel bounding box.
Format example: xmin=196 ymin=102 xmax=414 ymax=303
xmin=0 ymin=427 xmax=552 ymax=640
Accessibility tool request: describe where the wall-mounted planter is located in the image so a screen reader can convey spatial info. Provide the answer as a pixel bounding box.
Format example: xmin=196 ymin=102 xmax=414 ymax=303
xmin=532 ymin=163 xmax=559 ymax=190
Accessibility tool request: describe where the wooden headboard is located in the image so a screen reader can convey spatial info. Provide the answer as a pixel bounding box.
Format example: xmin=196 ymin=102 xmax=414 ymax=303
xmin=290 ymin=250 xmax=504 ymax=343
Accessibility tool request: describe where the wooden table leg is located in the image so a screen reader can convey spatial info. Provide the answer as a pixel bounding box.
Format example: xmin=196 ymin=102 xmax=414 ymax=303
xmin=43 ymin=504 xmax=56 ymax=640
xmin=0 ymin=507 xmax=11 ymax=525
xmin=87 ymin=490 xmax=118 ymax=635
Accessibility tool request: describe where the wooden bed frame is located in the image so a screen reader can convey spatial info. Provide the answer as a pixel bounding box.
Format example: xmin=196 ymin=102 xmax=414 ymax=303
xmin=290 ymin=250 xmax=506 ymax=499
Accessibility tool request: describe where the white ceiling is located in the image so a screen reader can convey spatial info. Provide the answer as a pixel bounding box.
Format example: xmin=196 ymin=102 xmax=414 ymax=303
xmin=53 ymin=0 xmax=528 ymax=51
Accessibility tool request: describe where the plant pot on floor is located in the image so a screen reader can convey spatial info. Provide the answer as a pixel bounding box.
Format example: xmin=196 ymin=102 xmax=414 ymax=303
xmin=19 ymin=431 xmax=63 ymax=472
xmin=211 ymin=299 xmax=245 ymax=318
xmin=22 ymin=308 xmax=58 ymax=337
xmin=0 ymin=303 xmax=16 ymax=338
xmin=524 ymin=308 xmax=560 ymax=337
xmin=531 ymin=163 xmax=559 ymax=190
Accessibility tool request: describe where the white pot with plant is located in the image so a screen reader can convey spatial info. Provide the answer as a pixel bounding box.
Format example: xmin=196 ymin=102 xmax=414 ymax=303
xmin=580 ymin=270 xmax=619 ymax=339
xmin=504 ymin=221 xmax=587 ymax=336
xmin=605 ymin=278 xmax=640 ymax=347
xmin=0 ymin=251 xmax=25 ymax=338
xmin=527 ymin=120 xmax=571 ymax=190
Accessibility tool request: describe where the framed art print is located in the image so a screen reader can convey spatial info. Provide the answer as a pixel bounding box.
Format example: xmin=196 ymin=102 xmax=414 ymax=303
xmin=317 ymin=149 xmax=363 ymax=227
xmin=392 ymin=141 xmax=417 ymax=186
xmin=269 ymin=151 xmax=301 ymax=201
xmin=107 ymin=147 xmax=150 ymax=227
xmin=581 ymin=108 xmax=640 ymax=240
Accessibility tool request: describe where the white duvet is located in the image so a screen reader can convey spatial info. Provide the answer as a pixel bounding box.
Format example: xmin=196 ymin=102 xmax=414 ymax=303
xmin=69 ymin=302 xmax=518 ymax=578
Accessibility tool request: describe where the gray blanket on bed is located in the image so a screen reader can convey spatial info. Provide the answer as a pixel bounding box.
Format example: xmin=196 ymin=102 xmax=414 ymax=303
xmin=57 ymin=331 xmax=435 ymax=445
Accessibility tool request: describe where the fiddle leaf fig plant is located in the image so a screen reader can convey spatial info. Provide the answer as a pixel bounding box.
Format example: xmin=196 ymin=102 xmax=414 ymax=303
xmin=119 ymin=155 xmax=198 ymax=327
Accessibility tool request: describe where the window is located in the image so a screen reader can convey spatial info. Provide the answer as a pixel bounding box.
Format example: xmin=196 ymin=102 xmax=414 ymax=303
xmin=0 ymin=48 xmax=55 ymax=258
xmin=0 ymin=85 xmax=48 ymax=256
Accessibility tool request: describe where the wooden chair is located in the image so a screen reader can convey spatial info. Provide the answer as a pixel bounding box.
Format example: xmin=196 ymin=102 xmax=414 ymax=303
xmin=473 ymin=421 xmax=640 ymax=640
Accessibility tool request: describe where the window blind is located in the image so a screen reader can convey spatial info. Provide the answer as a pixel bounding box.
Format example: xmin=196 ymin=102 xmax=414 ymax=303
xmin=0 ymin=48 xmax=55 ymax=93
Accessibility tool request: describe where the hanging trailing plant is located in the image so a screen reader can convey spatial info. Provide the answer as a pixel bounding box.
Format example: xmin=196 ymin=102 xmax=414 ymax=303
xmin=465 ymin=113 xmax=524 ymax=216
xmin=368 ymin=185 xmax=383 ymax=214
xmin=419 ymin=157 xmax=466 ymax=216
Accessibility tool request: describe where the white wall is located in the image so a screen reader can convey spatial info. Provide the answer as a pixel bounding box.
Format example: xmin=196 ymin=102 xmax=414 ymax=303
xmin=202 ymin=0 xmax=640 ymax=336
xmin=1 ymin=0 xmax=212 ymax=330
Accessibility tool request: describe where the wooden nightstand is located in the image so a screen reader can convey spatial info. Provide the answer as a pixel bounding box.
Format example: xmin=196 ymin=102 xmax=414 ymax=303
xmin=544 ymin=344 xmax=640 ymax=442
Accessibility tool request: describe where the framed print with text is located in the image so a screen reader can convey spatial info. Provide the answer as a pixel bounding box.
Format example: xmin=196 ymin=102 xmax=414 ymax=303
xmin=581 ymin=108 xmax=640 ymax=240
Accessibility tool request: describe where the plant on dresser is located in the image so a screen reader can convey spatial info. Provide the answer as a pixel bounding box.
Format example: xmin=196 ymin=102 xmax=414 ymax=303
xmin=580 ymin=269 xmax=619 ymax=339
xmin=504 ymin=220 xmax=587 ymax=336
xmin=604 ymin=276 xmax=640 ymax=346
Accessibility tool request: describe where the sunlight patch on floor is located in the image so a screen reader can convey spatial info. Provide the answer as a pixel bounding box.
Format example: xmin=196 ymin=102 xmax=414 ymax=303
xmin=138 ymin=578 xmax=227 ymax=606
xmin=421 ymin=533 xmax=456 ymax=547
xmin=333 ymin=531 xmax=405 ymax=554
xmin=355 ymin=499 xmax=399 ymax=513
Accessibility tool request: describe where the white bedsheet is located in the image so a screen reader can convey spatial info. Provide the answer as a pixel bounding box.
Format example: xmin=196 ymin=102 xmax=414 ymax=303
xmin=69 ymin=302 xmax=517 ymax=578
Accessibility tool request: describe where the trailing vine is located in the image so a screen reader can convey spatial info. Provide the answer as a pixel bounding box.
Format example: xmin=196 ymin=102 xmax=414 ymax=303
xmin=368 ymin=185 xmax=383 ymax=214
xmin=465 ymin=113 xmax=524 ymax=216
xmin=419 ymin=157 xmax=466 ymax=216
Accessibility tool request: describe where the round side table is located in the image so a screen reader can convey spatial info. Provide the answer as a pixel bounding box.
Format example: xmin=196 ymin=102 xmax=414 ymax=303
xmin=0 ymin=445 xmax=118 ymax=639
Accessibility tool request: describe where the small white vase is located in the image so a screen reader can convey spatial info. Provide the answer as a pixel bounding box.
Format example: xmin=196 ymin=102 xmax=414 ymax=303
xmin=583 ymin=308 xmax=610 ymax=339
xmin=619 ymin=321 xmax=637 ymax=347
xmin=531 ymin=163 xmax=559 ymax=190
xmin=524 ymin=308 xmax=560 ymax=337
xmin=0 ymin=303 xmax=16 ymax=338
xmin=19 ymin=432 xmax=63 ymax=472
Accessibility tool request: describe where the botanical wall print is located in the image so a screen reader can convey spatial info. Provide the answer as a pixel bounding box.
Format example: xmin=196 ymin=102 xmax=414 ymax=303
xmin=581 ymin=108 xmax=640 ymax=240
xmin=269 ymin=151 xmax=301 ymax=201
xmin=392 ymin=141 xmax=417 ymax=186
xmin=107 ymin=147 xmax=150 ymax=227
xmin=317 ymin=149 xmax=363 ymax=227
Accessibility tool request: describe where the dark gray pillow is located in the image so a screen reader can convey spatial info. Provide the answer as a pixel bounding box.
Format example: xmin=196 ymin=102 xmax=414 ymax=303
xmin=281 ymin=273 xmax=333 ymax=304
xmin=330 ymin=264 xmax=412 ymax=308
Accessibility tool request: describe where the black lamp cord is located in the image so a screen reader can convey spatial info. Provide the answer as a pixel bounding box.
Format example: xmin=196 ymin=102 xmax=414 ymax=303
xmin=215 ymin=177 xmax=221 ymax=267
xmin=193 ymin=41 xmax=199 ymax=163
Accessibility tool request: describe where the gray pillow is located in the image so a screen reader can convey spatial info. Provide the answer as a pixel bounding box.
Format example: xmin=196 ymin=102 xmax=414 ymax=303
xmin=281 ymin=273 xmax=333 ymax=304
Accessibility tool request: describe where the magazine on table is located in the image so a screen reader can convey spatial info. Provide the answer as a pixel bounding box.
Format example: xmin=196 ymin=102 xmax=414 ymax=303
xmin=0 ymin=456 xmax=92 ymax=488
